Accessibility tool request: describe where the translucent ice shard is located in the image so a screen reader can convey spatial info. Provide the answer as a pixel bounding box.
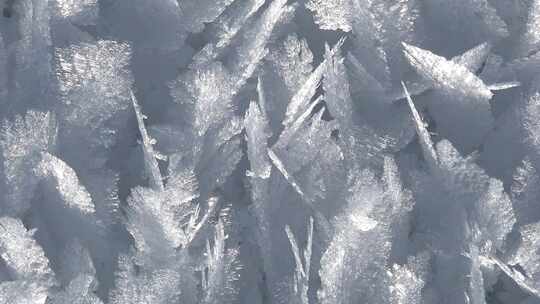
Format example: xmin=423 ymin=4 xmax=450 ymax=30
xmin=283 ymin=38 xmax=345 ymax=128
xmin=227 ymin=0 xmax=294 ymax=91
xmin=402 ymin=82 xmax=439 ymax=170
xmin=245 ymin=101 xmax=272 ymax=179
xmin=130 ymin=90 xmax=164 ymax=191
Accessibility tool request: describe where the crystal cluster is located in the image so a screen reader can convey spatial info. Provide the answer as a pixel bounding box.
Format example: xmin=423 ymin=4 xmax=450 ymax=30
xmin=0 ymin=0 xmax=539 ymax=303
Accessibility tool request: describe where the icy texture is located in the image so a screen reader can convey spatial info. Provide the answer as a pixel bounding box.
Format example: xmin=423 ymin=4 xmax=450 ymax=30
xmin=109 ymin=254 xmax=187 ymax=304
xmin=0 ymin=111 xmax=57 ymax=216
xmin=284 ymin=217 xmax=313 ymax=304
xmin=201 ymin=220 xmax=241 ymax=304
xmin=402 ymin=43 xmax=495 ymax=152
xmin=388 ymin=255 xmax=426 ymax=304
xmin=130 ymin=90 xmax=164 ymax=191
xmin=125 ymin=171 xmax=200 ymax=264
xmin=0 ymin=217 xmax=53 ymax=282
xmin=191 ymin=0 xmax=266 ymax=67
xmin=306 ymin=0 xmax=352 ymax=32
xmin=245 ymin=101 xmax=271 ymax=179
xmin=52 ymin=0 xmax=98 ymax=25
xmin=35 ymin=152 xmax=94 ymax=214
xmin=402 ymin=82 xmax=438 ymax=169
xmin=46 ymin=241 xmax=103 ymax=304
xmin=1 ymin=1 xmax=540 ymax=304
xmin=178 ymin=0 xmax=235 ymax=34
xmin=55 ymin=40 xmax=132 ymax=130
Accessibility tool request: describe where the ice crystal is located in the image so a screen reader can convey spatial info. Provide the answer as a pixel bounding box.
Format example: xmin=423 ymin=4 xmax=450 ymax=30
xmin=0 ymin=111 xmax=57 ymax=216
xmin=35 ymin=152 xmax=94 ymax=214
xmin=1 ymin=1 xmax=540 ymax=303
xmin=0 ymin=217 xmax=53 ymax=283
xmin=201 ymin=220 xmax=241 ymax=304
xmin=283 ymin=217 xmax=313 ymax=304
xmin=306 ymin=0 xmax=352 ymax=32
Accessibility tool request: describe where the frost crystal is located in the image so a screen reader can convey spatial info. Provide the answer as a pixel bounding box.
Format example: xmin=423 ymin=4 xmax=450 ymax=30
xmin=0 ymin=217 xmax=53 ymax=285
xmin=201 ymin=220 xmax=241 ymax=304
xmin=0 ymin=111 xmax=57 ymax=216
xmin=390 ymin=42 xmax=492 ymax=101
xmin=403 ymin=43 xmax=496 ymax=152
xmin=306 ymin=0 xmax=352 ymax=32
xmin=282 ymin=38 xmax=344 ymax=128
xmin=130 ymin=90 xmax=164 ymax=191
xmin=284 ymin=217 xmax=313 ymax=304
xmin=125 ymin=172 xmax=199 ymax=264
xmin=1 ymin=1 xmax=540 ymax=303
xmin=402 ymin=82 xmax=438 ymax=169
xmin=35 ymin=152 xmax=94 ymax=214
xmin=109 ymin=254 xmax=185 ymax=304
xmin=245 ymin=101 xmax=271 ymax=179
xmin=191 ymin=0 xmax=266 ymax=67
xmin=55 ymin=40 xmax=133 ymax=130
xmin=172 ymin=62 xmax=234 ymax=137
xmin=402 ymin=42 xmax=493 ymax=100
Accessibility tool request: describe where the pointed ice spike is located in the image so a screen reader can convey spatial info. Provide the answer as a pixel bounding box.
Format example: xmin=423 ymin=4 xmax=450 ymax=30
xmin=267 ymin=148 xmax=332 ymax=242
xmin=229 ymin=0 xmax=293 ymax=91
xmin=487 ymin=81 xmax=521 ymax=91
xmin=267 ymin=148 xmax=306 ymax=199
xmin=130 ymin=90 xmax=164 ymax=191
xmin=402 ymin=42 xmax=493 ymax=100
xmin=191 ymin=0 xmax=267 ymax=68
xmin=283 ymin=37 xmax=346 ymax=128
xmin=389 ymin=42 xmax=490 ymax=101
xmin=256 ymin=75 xmax=269 ymax=121
xmin=275 ymin=95 xmax=324 ymax=150
xmin=201 ymin=219 xmax=241 ymax=304
xmin=284 ymin=217 xmax=313 ymax=304
xmin=402 ymin=82 xmax=439 ymax=170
